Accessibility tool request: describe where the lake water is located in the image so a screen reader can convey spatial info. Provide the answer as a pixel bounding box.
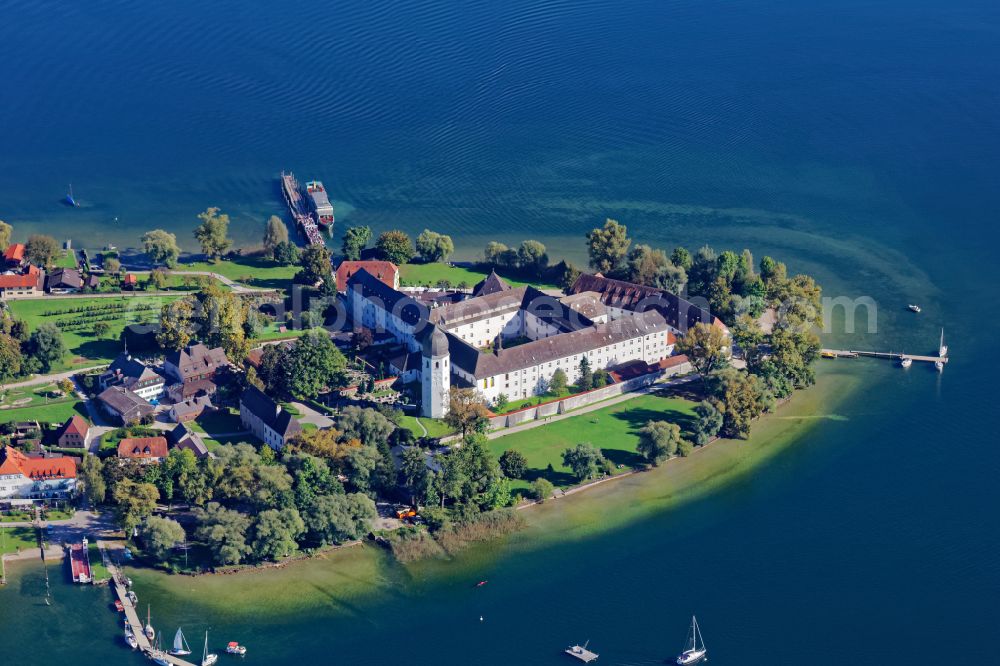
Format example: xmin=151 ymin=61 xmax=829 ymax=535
xmin=2 ymin=0 xmax=999 ymax=663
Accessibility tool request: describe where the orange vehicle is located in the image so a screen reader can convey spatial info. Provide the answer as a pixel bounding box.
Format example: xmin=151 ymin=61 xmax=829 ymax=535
xmin=396 ymin=508 xmax=417 ymax=520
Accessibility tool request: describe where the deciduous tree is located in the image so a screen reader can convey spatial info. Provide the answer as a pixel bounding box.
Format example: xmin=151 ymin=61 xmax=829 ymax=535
xmin=25 ymin=234 xmax=60 ymax=268
xmin=250 ymin=507 xmax=305 ymax=561
xmin=517 ymin=240 xmax=547 ymax=272
xmin=561 ymin=443 xmax=606 ymax=481
xmin=341 ymin=226 xmax=372 ymax=261
xmin=416 ymin=229 xmax=455 ymax=263
xmin=26 ymin=323 xmax=66 ymax=372
xmin=444 ymin=388 xmax=491 ymax=437
xmin=498 ymin=449 xmax=527 ymax=479
xmin=113 ymin=479 xmax=159 ymax=536
xmin=586 ymin=219 xmax=630 ymax=275
xmin=141 ymin=516 xmax=185 ymax=560
xmin=675 ymin=322 xmax=729 ymax=377
xmin=141 ymin=229 xmax=180 ymax=268
xmin=375 ymin=230 xmax=414 ymax=265
xmin=637 ymin=420 xmax=682 ymax=465
xmin=193 ymin=207 xmax=232 ymax=261
xmin=262 ymin=215 xmax=288 ymax=259
xmin=194 ymin=502 xmax=252 ymax=565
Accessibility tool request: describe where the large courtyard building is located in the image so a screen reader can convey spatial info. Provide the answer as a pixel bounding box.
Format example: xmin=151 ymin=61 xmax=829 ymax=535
xmin=346 ymin=269 xmax=722 ymax=418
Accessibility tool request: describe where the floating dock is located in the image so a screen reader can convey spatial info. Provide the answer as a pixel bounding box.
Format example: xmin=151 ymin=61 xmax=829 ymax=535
xmin=821 ymin=349 xmax=948 ymax=365
xmin=105 ymin=549 xmax=197 ymax=666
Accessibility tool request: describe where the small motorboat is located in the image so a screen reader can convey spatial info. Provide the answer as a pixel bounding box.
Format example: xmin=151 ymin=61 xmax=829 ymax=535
xmin=935 ymin=360 xmax=944 ymax=372
xmin=127 ymin=590 xmax=138 ymax=604
xmin=114 ymin=600 xmax=125 ymax=612
xmin=900 ymin=357 xmax=912 ymax=368
xmin=907 ymin=304 xmax=921 ymax=313
xmin=565 ymin=640 xmax=599 ymax=663
xmin=476 ymin=580 xmax=488 ymax=587
xmin=226 ymin=642 xmax=247 ymax=656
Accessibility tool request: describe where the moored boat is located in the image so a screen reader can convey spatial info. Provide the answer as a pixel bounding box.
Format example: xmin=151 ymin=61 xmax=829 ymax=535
xmin=202 ymin=631 xmax=218 ymax=666
xmin=64 ymin=183 xmax=80 ymax=207
xmin=908 ymin=304 xmax=921 ymax=313
xmin=305 ymin=180 xmax=335 ymax=227
xmin=900 ymin=357 xmax=912 ymax=368
xmin=564 ymin=640 xmax=598 ymax=663
xmin=170 ymin=627 xmax=192 ymax=656
xmin=226 ymin=641 xmax=247 ymax=656
xmin=675 ymin=616 xmax=707 ymax=665
xmin=935 ymin=360 xmax=944 ymax=372
xmin=124 ymin=624 xmax=138 ymax=650
xmin=145 ymin=605 xmax=155 ymax=641
xmin=938 ymin=328 xmax=948 ymax=358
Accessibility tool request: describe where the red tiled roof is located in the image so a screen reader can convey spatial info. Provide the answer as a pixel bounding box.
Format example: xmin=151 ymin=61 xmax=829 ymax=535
xmin=0 ymin=264 xmax=42 ymax=289
xmin=124 ymin=273 xmax=137 ymax=285
xmin=336 ymin=260 xmax=398 ymax=292
xmin=3 ymin=243 xmax=25 ymax=262
xmin=0 ymin=446 xmax=77 ymax=480
xmin=62 ymin=415 xmax=90 ymax=437
xmin=117 ymin=437 xmax=168 ymax=460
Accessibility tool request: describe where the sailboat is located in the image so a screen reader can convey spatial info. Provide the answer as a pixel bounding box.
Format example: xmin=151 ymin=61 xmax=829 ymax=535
xmin=938 ymin=328 xmax=948 ymax=358
xmin=150 ymin=633 xmax=171 ymax=666
xmin=675 ymin=615 xmax=707 ymax=665
xmin=145 ymin=605 xmax=156 ymax=641
xmin=64 ymin=184 xmax=80 ymax=207
xmin=201 ymin=631 xmax=219 ymax=666
xmin=170 ymin=627 xmax=192 ymax=656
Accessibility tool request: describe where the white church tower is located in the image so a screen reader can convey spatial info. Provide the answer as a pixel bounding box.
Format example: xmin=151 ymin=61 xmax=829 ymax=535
xmin=421 ymin=325 xmax=450 ymax=418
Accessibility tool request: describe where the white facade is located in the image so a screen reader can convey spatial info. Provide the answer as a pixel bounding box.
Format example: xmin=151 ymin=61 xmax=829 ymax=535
xmin=421 ymin=351 xmax=450 ymax=418
xmin=0 ymin=472 xmax=77 ymax=500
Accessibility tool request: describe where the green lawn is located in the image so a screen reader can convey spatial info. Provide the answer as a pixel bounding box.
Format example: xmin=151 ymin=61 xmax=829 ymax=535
xmin=9 ymin=295 xmax=180 ymax=370
xmin=179 ymin=256 xmax=298 ymax=290
xmin=0 ymin=399 xmax=87 ymax=425
xmin=490 ymin=391 xmax=698 ymax=490
xmin=399 ymin=415 xmax=456 ymax=439
xmin=0 ymin=382 xmax=79 ymax=418
xmin=55 ymin=250 xmax=78 ymax=269
xmin=88 ymin=541 xmax=110 ymax=582
xmin=0 ymin=526 xmax=38 ymax=555
xmin=398 ymin=263 xmax=558 ymax=290
xmin=189 ymin=407 xmax=245 ymax=437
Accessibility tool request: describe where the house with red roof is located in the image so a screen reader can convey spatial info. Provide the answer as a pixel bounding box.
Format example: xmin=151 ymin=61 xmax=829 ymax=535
xmin=0 ymin=446 xmax=78 ymax=500
xmin=117 ymin=437 xmax=168 ymax=463
xmin=3 ymin=243 xmax=25 ymax=268
xmin=0 ymin=264 xmax=44 ymax=300
xmin=57 ymin=415 xmax=91 ymax=448
xmin=336 ymin=260 xmax=399 ymax=293
xmin=123 ymin=273 xmax=138 ymax=289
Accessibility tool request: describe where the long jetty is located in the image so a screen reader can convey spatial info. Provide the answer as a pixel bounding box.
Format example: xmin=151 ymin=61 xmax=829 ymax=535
xmin=822 ymin=349 xmax=949 ymax=364
xmin=105 ymin=548 xmax=197 ymax=666
xmin=281 ymin=170 xmax=325 ymax=247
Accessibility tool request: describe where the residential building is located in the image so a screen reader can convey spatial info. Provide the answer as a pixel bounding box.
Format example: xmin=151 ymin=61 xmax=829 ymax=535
xmin=239 ymin=386 xmax=302 ymax=450
xmin=336 ymin=260 xmax=399 ymax=293
xmin=117 ymin=437 xmax=168 ymax=463
xmin=0 ymin=264 xmax=44 ymax=300
xmin=97 ymin=386 xmax=154 ymax=425
xmin=3 ymin=243 xmax=25 ymax=269
xmin=165 ymin=423 xmax=211 ymax=459
xmin=56 ymin=415 xmax=90 ymax=448
xmin=99 ymin=353 xmax=166 ymax=400
xmin=123 ymin=273 xmax=137 ymax=289
xmin=45 ymin=268 xmax=84 ymax=293
xmin=163 ymin=344 xmax=229 ymax=385
xmin=471 ymin=270 xmax=512 ymax=298
xmin=169 ymin=395 xmax=213 ymax=423
xmin=0 ymin=446 xmax=77 ymax=500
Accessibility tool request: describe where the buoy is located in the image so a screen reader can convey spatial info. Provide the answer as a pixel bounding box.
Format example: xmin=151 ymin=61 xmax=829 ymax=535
xmin=480 ymin=616 xmax=484 ymax=622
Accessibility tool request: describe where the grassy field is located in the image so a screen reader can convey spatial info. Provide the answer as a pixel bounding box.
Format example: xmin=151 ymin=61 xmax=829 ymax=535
xmin=189 ymin=407 xmax=245 ymax=436
xmin=399 ymin=415 xmax=456 ymax=439
xmin=489 ymin=391 xmax=698 ymax=490
xmin=398 ymin=263 xmax=559 ymax=290
xmin=55 ymin=250 xmax=78 ymax=269
xmin=9 ymin=295 xmax=180 ymax=370
xmin=179 ymin=255 xmax=298 ymax=290
xmin=0 ymin=399 xmax=87 ymax=425
xmin=0 ymin=526 xmax=38 ymax=555
xmin=88 ymin=541 xmax=110 ymax=582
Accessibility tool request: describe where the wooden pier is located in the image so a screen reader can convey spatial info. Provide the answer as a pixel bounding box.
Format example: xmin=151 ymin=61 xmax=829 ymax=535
xmin=821 ymin=349 xmax=948 ymax=364
xmin=105 ymin=547 xmax=197 ymax=666
xmin=281 ymin=171 xmax=325 ymax=247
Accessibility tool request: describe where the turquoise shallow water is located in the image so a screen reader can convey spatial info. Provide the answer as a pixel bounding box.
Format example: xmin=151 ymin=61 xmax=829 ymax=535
xmin=2 ymin=0 xmax=999 ymax=663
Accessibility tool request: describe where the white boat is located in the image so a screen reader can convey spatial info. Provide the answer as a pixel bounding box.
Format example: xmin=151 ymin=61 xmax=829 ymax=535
xmin=150 ymin=635 xmax=171 ymax=666
xmin=124 ymin=625 xmax=138 ymax=650
xmin=935 ymin=360 xmax=944 ymax=372
xmin=564 ymin=640 xmax=599 ymax=663
xmin=202 ymin=631 xmax=219 ymax=666
xmin=145 ymin=605 xmax=155 ymax=641
xmin=676 ymin=615 xmax=707 ymax=665
xmin=938 ymin=328 xmax=948 ymax=358
xmin=170 ymin=627 xmax=192 ymax=656
xmin=908 ymin=304 xmax=921 ymax=313
xmin=226 ymin=641 xmax=247 ymax=656
xmin=127 ymin=590 xmax=138 ymax=604
xmin=900 ymin=357 xmax=912 ymax=368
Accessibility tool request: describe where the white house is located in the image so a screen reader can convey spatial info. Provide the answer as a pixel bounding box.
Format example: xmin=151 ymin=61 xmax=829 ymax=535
xmin=0 ymin=446 xmax=78 ymax=501
xmin=239 ymin=387 xmax=302 ymax=450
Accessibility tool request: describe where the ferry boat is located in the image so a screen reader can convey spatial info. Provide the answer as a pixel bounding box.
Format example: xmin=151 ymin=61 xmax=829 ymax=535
xmin=304 ymin=180 xmax=335 ymax=227
xmin=900 ymin=356 xmax=912 ymax=368
xmin=226 ymin=641 xmax=247 ymax=656
xmin=675 ymin=616 xmax=707 ymax=665
xmin=907 ymin=304 xmax=921 ymax=313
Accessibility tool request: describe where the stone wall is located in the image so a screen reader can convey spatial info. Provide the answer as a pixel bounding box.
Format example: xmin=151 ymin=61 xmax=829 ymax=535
xmin=487 ymin=360 xmax=692 ymax=430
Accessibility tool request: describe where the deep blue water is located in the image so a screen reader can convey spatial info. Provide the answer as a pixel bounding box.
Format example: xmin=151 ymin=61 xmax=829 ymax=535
xmin=1 ymin=0 xmax=999 ymax=663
